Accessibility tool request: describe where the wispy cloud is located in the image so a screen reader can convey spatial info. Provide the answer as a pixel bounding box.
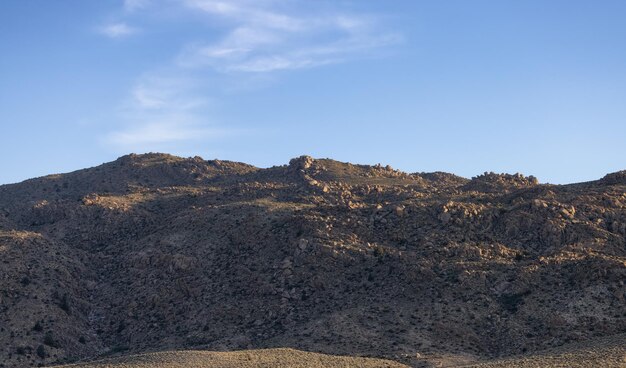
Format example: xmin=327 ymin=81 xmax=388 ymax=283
xmin=124 ymin=0 xmax=151 ymax=12
xmin=98 ymin=22 xmax=137 ymax=38
xmin=183 ymin=0 xmax=307 ymax=31
xmin=107 ymin=121 xmax=210 ymax=146
xmin=177 ymin=0 xmax=401 ymax=72
xmin=130 ymin=77 xmax=206 ymax=110
xmin=103 ymin=74 xmax=239 ymax=151
xmin=98 ymin=0 xmax=399 ymax=152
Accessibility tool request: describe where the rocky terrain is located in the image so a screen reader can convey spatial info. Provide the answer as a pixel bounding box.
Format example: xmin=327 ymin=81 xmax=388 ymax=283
xmin=0 ymin=153 xmax=625 ymax=367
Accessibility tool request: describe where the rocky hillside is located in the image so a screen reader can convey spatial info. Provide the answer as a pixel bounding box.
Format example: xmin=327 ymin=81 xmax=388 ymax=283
xmin=0 ymin=153 xmax=624 ymax=367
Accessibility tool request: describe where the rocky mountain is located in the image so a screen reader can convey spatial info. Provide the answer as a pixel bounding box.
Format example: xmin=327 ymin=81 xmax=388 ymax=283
xmin=0 ymin=153 xmax=624 ymax=367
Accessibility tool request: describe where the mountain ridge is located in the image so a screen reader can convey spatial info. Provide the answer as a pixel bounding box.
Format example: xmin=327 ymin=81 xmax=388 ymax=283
xmin=7 ymin=152 xmax=626 ymax=189
xmin=1 ymin=153 xmax=624 ymax=367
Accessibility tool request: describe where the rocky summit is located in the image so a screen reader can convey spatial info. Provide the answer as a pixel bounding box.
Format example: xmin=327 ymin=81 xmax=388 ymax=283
xmin=0 ymin=153 xmax=625 ymax=367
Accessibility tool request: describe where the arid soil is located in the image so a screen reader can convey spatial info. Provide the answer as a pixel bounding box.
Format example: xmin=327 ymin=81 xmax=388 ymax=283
xmin=1 ymin=154 xmax=624 ymax=367
xmin=459 ymin=333 xmax=626 ymax=368
xmin=50 ymin=348 xmax=408 ymax=368
xmin=48 ymin=335 xmax=626 ymax=368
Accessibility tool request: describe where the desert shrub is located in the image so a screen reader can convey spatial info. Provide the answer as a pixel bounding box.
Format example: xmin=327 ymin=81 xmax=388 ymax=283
xmin=36 ymin=345 xmax=46 ymax=359
xmin=499 ymin=291 xmax=531 ymax=313
xmin=373 ymin=245 xmax=385 ymax=258
xmin=110 ymin=345 xmax=129 ymax=354
xmin=43 ymin=332 xmax=57 ymax=347
xmin=59 ymin=294 xmax=70 ymax=314
xmin=33 ymin=321 xmax=43 ymax=332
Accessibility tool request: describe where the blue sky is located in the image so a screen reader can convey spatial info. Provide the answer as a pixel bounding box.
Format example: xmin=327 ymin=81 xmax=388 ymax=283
xmin=1 ymin=0 xmax=625 ymax=185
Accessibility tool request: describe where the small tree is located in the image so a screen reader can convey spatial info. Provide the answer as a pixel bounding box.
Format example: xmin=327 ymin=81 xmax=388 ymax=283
xmin=33 ymin=321 xmax=43 ymax=332
xmin=43 ymin=332 xmax=57 ymax=347
xmin=59 ymin=294 xmax=70 ymax=314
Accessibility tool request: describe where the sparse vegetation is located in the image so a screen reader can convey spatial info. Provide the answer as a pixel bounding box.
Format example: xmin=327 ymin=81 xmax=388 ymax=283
xmin=36 ymin=345 xmax=46 ymax=359
xmin=43 ymin=332 xmax=57 ymax=348
xmin=33 ymin=321 xmax=44 ymax=332
xmin=59 ymin=294 xmax=70 ymax=314
xmin=498 ymin=291 xmax=530 ymax=313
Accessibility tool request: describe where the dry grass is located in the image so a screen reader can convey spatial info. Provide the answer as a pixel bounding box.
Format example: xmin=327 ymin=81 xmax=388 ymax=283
xmin=50 ymin=348 xmax=409 ymax=368
xmin=48 ymin=337 xmax=626 ymax=368
xmin=458 ymin=334 xmax=626 ymax=368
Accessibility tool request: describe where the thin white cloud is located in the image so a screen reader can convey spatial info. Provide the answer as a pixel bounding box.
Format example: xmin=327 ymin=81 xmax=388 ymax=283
xmin=226 ymin=32 xmax=402 ymax=73
xmin=129 ymin=77 xmax=207 ymax=110
xmin=107 ymin=121 xmax=208 ymax=146
xmin=99 ymin=0 xmax=399 ymax=151
xmin=104 ymin=119 xmax=240 ymax=150
xmin=99 ymin=22 xmax=137 ymax=38
xmin=103 ymin=74 xmax=245 ymax=151
xmin=124 ymin=0 xmax=151 ymax=12
xmin=183 ymin=0 xmax=305 ymax=31
xmin=177 ymin=0 xmax=401 ymax=72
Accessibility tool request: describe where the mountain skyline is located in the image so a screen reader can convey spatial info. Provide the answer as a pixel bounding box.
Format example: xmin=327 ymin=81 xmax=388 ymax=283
xmin=2 ymin=1 xmax=626 ymax=184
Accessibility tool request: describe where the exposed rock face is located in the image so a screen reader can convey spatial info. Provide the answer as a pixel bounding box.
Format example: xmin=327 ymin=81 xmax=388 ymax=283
xmin=600 ymin=170 xmax=626 ymax=185
xmin=461 ymin=172 xmax=539 ymax=193
xmin=0 ymin=154 xmax=624 ymax=367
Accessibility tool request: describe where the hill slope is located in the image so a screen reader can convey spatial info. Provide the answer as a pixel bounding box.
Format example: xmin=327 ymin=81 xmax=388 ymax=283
xmin=0 ymin=154 xmax=625 ymax=367
xmin=460 ymin=333 xmax=626 ymax=368
xmin=47 ymin=337 xmax=626 ymax=368
xmin=50 ymin=348 xmax=409 ymax=368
